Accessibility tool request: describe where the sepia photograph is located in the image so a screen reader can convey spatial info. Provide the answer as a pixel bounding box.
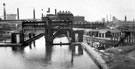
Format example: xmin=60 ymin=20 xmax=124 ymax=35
xmin=0 ymin=0 xmax=135 ymax=69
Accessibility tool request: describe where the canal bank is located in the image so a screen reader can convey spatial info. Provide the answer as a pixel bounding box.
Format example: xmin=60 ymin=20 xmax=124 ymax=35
xmin=81 ymin=42 xmax=108 ymax=69
xmin=81 ymin=42 xmax=135 ymax=69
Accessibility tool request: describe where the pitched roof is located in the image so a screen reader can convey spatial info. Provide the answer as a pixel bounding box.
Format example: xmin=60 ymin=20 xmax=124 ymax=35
xmin=98 ymin=29 xmax=120 ymax=33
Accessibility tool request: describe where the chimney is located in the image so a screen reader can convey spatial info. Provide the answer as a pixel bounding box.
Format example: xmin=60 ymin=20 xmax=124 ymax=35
xmin=47 ymin=8 xmax=50 ymax=13
xmin=3 ymin=3 xmax=6 ymax=20
xmin=59 ymin=11 xmax=61 ymax=13
xmin=62 ymin=11 xmax=64 ymax=13
xmin=33 ymin=8 xmax=35 ymax=20
xmin=125 ymin=16 xmax=127 ymax=22
xmin=41 ymin=9 xmax=43 ymax=17
xmin=106 ymin=15 xmax=108 ymax=22
xmin=17 ymin=8 xmax=20 ymax=20
xmin=55 ymin=9 xmax=57 ymax=15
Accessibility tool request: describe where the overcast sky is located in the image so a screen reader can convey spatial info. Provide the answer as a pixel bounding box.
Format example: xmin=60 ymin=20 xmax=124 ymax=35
xmin=0 ymin=0 xmax=135 ymax=21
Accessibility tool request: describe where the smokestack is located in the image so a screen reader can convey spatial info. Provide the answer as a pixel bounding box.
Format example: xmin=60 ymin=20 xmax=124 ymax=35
xmin=47 ymin=8 xmax=50 ymax=13
xmin=41 ymin=9 xmax=43 ymax=17
xmin=106 ymin=15 xmax=108 ymax=22
xmin=125 ymin=16 xmax=127 ymax=22
xmin=3 ymin=3 xmax=6 ymax=20
xmin=33 ymin=8 xmax=35 ymax=20
xmin=55 ymin=9 xmax=57 ymax=15
xmin=17 ymin=8 xmax=20 ymax=20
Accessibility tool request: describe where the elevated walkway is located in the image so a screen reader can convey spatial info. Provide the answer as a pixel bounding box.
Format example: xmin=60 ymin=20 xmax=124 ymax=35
xmin=49 ymin=27 xmax=64 ymax=42
xmin=23 ymin=33 xmax=45 ymax=46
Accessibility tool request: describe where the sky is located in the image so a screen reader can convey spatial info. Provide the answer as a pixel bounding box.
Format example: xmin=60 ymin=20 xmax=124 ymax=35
xmin=0 ymin=0 xmax=135 ymax=21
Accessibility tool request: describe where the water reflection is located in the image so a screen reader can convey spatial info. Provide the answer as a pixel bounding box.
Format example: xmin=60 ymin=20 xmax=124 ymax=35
xmin=0 ymin=36 xmax=99 ymax=69
xmin=11 ymin=47 xmax=25 ymax=54
xmin=45 ymin=45 xmax=52 ymax=62
xmin=72 ymin=44 xmax=83 ymax=56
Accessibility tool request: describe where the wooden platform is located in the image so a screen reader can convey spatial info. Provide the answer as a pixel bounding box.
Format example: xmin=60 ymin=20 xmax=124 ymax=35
xmin=50 ymin=42 xmax=81 ymax=45
xmin=0 ymin=43 xmax=22 ymax=47
xmin=52 ymin=43 xmax=71 ymax=45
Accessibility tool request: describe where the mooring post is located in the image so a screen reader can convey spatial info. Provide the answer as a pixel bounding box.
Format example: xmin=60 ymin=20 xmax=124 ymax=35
xmin=11 ymin=32 xmax=24 ymax=44
xmin=20 ymin=31 xmax=24 ymax=43
xmin=71 ymin=31 xmax=75 ymax=43
xmin=78 ymin=30 xmax=84 ymax=42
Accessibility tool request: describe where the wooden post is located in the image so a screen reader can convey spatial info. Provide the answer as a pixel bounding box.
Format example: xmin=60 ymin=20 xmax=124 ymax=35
xmin=11 ymin=33 xmax=16 ymax=43
xmin=71 ymin=31 xmax=75 ymax=42
xmin=11 ymin=32 xmax=24 ymax=45
xmin=131 ymin=33 xmax=133 ymax=44
xmin=133 ymin=32 xmax=135 ymax=43
xmin=78 ymin=30 xmax=84 ymax=42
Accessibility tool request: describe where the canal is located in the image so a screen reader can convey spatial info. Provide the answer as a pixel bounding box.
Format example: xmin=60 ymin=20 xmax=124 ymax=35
xmin=0 ymin=36 xmax=99 ymax=69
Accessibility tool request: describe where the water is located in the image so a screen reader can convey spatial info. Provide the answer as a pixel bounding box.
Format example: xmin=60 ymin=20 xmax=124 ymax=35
xmin=0 ymin=36 xmax=99 ymax=69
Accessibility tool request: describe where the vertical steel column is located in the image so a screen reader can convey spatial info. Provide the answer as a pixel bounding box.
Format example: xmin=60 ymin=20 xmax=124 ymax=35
xmin=45 ymin=26 xmax=51 ymax=46
xmin=70 ymin=21 xmax=74 ymax=43
xmin=45 ymin=18 xmax=51 ymax=46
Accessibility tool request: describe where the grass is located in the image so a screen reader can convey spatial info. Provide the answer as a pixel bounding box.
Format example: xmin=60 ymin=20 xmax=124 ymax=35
xmin=100 ymin=45 xmax=135 ymax=69
xmin=108 ymin=54 xmax=135 ymax=69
